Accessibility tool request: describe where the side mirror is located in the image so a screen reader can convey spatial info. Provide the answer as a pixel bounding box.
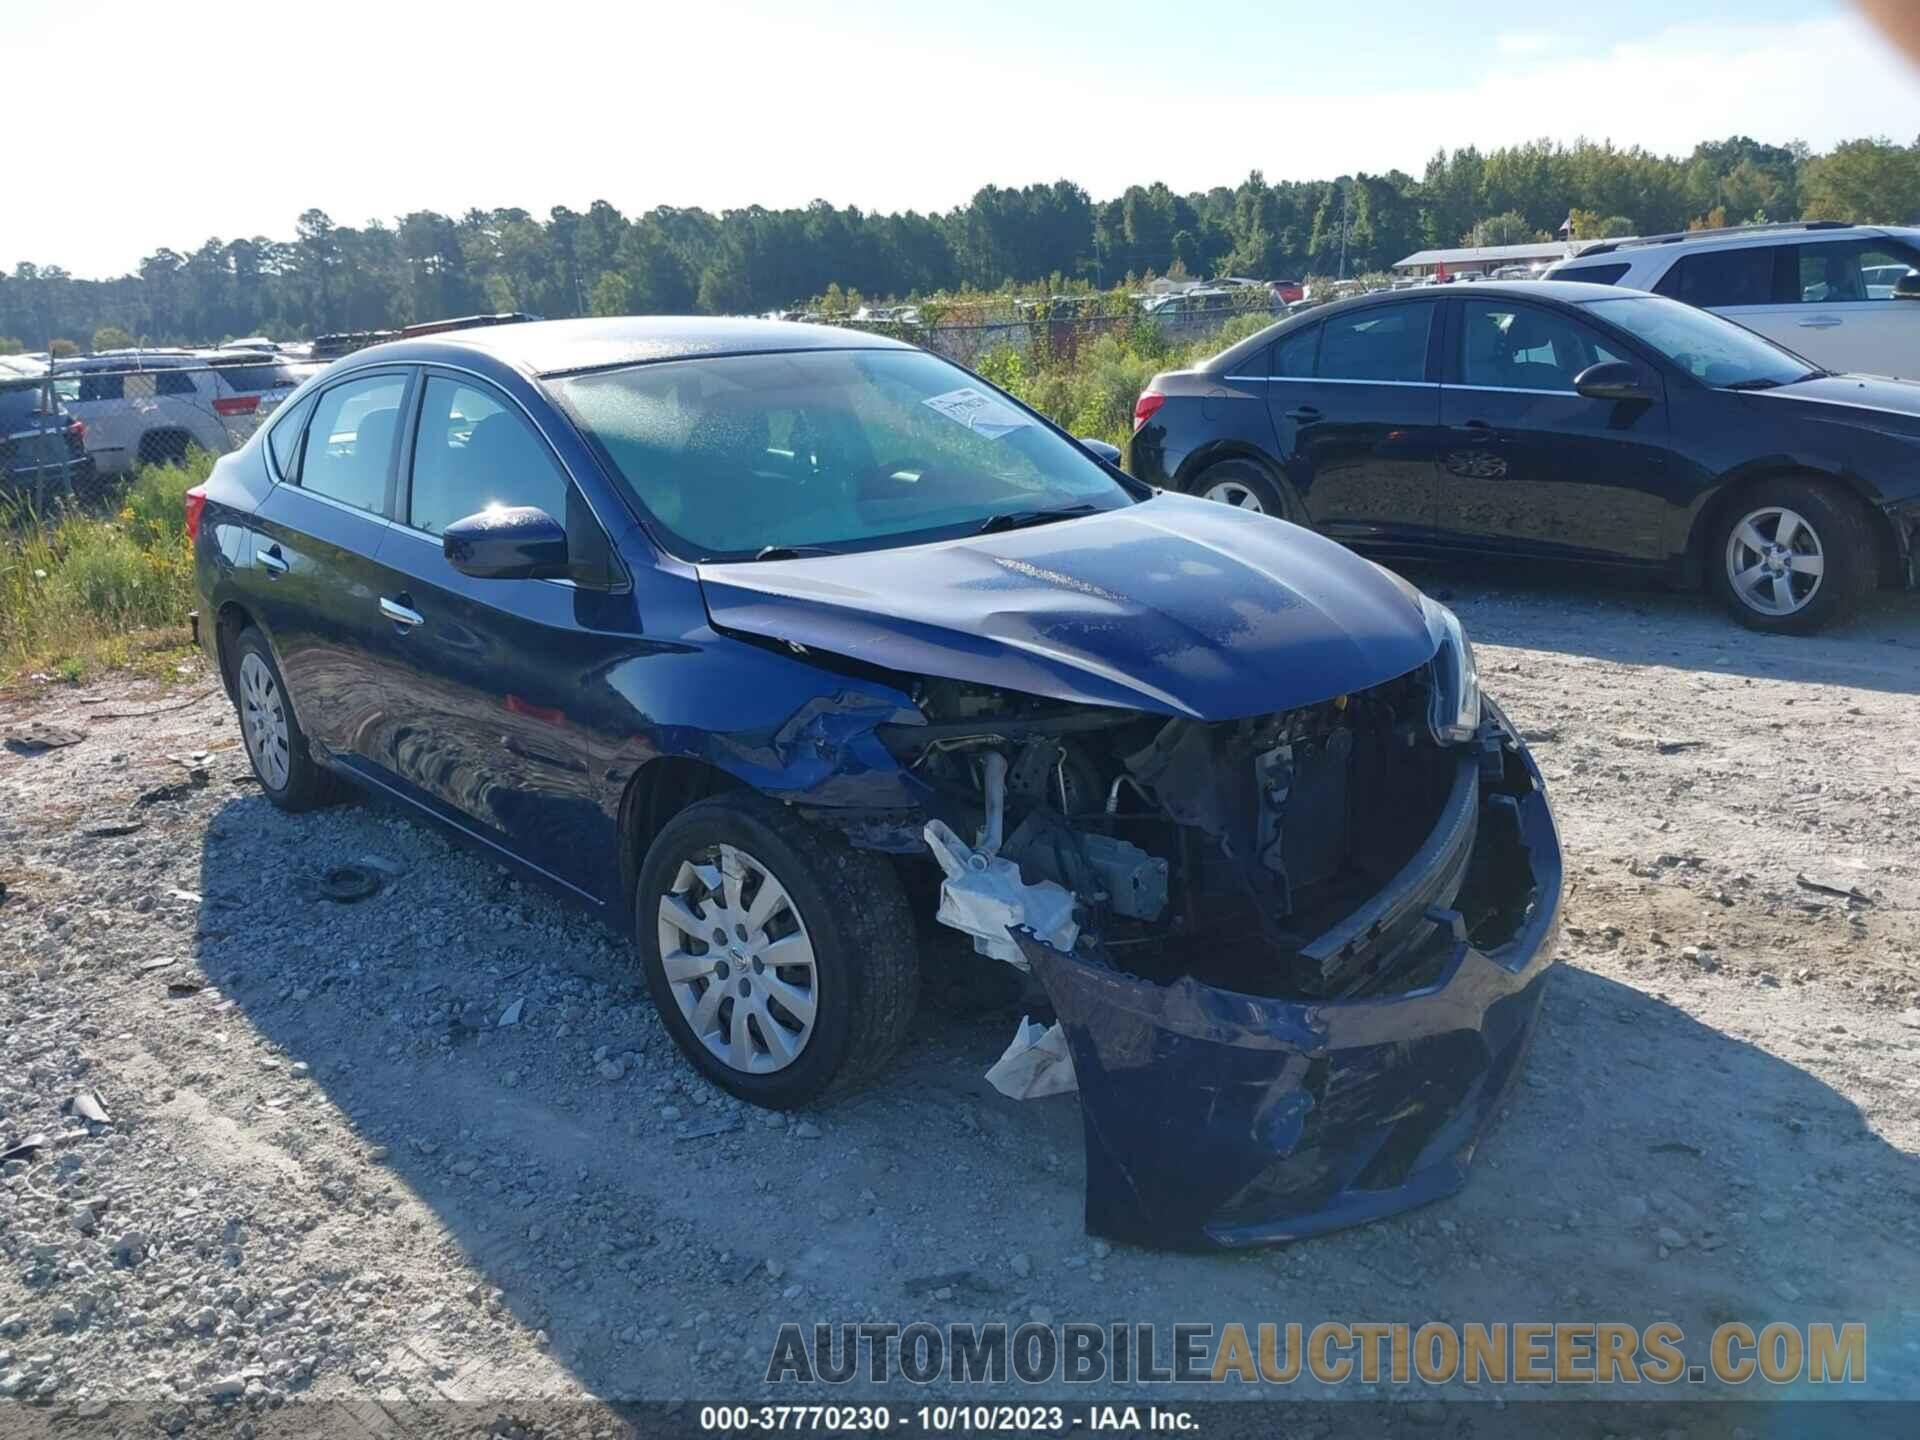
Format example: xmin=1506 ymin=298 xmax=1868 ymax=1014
xmin=443 ymin=504 xmax=569 ymax=579
xmin=1080 ymin=438 xmax=1123 ymax=465
xmin=1894 ymin=272 xmax=1920 ymax=301
xmin=1573 ymin=360 xmax=1654 ymax=402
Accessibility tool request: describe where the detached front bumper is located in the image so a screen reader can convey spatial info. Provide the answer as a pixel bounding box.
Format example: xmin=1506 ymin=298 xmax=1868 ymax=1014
xmin=1016 ymin=704 xmax=1563 ymax=1250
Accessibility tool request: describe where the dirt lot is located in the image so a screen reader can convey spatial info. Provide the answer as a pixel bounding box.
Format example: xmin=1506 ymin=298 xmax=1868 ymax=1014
xmin=3 ymin=569 xmax=1919 ymax=1424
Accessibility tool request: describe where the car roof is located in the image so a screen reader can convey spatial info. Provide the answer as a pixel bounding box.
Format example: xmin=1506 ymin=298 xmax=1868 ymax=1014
xmin=57 ymin=349 xmax=212 ymax=369
xmin=1199 ymin=280 xmax=1631 ymax=374
xmin=1558 ymin=223 xmax=1918 ymax=265
xmin=340 ymin=315 xmax=916 ymax=379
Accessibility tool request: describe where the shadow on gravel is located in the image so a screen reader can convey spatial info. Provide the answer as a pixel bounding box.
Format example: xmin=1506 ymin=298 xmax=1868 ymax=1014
xmin=184 ymin=787 xmax=1920 ymax=1403
xmin=1384 ymin=558 xmax=1920 ymax=696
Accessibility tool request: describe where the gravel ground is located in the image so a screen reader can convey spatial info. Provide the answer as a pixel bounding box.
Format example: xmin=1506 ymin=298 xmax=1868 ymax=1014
xmin=2 ymin=570 xmax=1919 ymax=1425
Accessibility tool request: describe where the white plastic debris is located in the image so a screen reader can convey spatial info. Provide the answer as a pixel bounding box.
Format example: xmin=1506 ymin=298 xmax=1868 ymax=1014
xmin=924 ymin=820 xmax=1078 ymax=966
xmin=985 ymin=1015 xmax=1078 ymax=1099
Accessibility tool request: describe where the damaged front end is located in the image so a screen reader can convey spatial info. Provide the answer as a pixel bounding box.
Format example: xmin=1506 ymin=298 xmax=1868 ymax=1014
xmin=876 ymin=632 xmax=1561 ymax=1250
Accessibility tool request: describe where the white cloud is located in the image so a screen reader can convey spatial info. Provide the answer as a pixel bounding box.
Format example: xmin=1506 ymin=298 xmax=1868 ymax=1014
xmin=1494 ymin=32 xmax=1558 ymax=56
xmin=7 ymin=7 xmax=1919 ymax=277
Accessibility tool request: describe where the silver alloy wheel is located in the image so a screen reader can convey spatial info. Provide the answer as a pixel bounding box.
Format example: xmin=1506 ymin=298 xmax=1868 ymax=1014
xmin=238 ymin=652 xmax=292 ymax=791
xmin=657 ymin=843 xmax=818 ymax=1075
xmin=1201 ymin=480 xmax=1265 ymax=514
xmin=1725 ymin=505 xmax=1825 ymax=618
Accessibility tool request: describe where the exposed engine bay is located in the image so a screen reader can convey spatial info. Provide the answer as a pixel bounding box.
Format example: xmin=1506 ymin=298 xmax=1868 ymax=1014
xmin=875 ymin=666 xmax=1522 ymax=1002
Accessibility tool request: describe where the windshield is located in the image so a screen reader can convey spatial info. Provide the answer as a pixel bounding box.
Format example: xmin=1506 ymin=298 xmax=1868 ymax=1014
xmin=1580 ymin=293 xmax=1815 ymax=389
xmin=554 ymin=348 xmax=1133 ymax=560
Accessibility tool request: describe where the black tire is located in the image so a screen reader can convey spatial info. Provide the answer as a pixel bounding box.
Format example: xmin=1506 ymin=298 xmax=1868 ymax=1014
xmin=137 ymin=431 xmax=191 ymax=468
xmin=69 ymin=467 xmax=116 ymax=508
xmin=231 ymin=628 xmax=342 ymax=812
xmin=635 ymin=792 xmax=919 ymax=1108
xmin=1186 ymin=457 xmax=1290 ymax=519
xmin=1710 ymin=477 xmax=1877 ymax=635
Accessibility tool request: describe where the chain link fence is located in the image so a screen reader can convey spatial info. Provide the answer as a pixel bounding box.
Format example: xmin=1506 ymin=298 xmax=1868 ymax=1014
xmin=827 ymin=290 xmax=1288 ymax=368
xmin=2 ymin=293 xmax=1284 ymax=511
xmin=1 ymin=354 xmax=322 ymax=509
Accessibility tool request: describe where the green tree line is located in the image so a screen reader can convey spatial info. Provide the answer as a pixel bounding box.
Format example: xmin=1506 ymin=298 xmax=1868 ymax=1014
xmin=4 ymin=134 xmax=1916 ymax=350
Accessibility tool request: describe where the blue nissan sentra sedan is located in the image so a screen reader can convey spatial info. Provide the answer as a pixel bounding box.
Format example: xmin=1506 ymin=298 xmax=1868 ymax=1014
xmin=186 ymin=316 xmax=1562 ymax=1248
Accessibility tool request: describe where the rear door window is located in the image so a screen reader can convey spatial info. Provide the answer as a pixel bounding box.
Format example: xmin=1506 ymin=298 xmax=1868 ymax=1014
xmin=267 ymin=392 xmax=316 ymax=480
xmin=1316 ymin=301 xmax=1435 ymax=383
xmin=155 ymin=369 xmax=198 ymax=397
xmin=1652 ymin=246 xmax=1794 ymax=307
xmin=298 ymin=373 xmax=408 ymax=513
xmin=1267 ymin=324 xmax=1319 ymax=378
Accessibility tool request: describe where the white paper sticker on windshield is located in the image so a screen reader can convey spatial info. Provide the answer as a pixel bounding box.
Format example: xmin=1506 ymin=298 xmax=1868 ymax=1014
xmin=922 ymin=386 xmax=1034 ymax=440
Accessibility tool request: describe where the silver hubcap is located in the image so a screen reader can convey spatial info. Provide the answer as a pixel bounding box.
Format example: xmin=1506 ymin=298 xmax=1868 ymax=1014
xmin=1726 ymin=506 xmax=1824 ymax=617
xmin=1202 ymin=480 xmax=1265 ymax=514
xmin=238 ymin=652 xmax=291 ymax=791
xmin=657 ymin=843 xmax=818 ymax=1075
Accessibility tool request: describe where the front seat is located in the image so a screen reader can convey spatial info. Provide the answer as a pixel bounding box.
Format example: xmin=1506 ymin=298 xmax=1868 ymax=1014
xmin=1494 ymin=313 xmax=1573 ymax=391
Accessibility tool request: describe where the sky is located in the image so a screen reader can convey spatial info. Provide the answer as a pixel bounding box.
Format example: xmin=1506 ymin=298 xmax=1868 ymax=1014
xmin=10 ymin=0 xmax=1920 ymax=278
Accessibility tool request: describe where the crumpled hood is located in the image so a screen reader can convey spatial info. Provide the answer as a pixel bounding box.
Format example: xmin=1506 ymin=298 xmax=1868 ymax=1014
xmin=696 ymin=492 xmax=1437 ymax=720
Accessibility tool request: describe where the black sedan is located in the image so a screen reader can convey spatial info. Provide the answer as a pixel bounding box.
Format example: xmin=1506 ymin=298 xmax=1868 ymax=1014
xmin=1129 ymin=280 xmax=1920 ymax=633
xmin=185 ymin=317 xmax=1562 ymax=1248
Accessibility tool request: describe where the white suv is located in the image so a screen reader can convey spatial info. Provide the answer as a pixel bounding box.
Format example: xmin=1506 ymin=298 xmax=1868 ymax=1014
xmin=1545 ymin=221 xmax=1920 ymax=379
xmin=52 ymin=350 xmax=312 ymax=478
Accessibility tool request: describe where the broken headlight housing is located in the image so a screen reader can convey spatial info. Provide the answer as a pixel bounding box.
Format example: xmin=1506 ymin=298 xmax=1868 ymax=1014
xmin=1421 ymin=596 xmax=1481 ymax=745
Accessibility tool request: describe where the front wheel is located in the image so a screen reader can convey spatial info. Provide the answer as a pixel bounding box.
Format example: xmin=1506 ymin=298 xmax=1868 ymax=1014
xmin=635 ymin=792 xmax=919 ymax=1107
xmin=1711 ymin=479 xmax=1876 ymax=634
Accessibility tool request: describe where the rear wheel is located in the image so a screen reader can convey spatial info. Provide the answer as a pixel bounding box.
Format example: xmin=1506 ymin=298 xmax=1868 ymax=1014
xmin=137 ymin=431 xmax=191 ymax=468
xmin=1711 ymin=478 xmax=1876 ymax=634
xmin=1190 ymin=458 xmax=1288 ymax=519
xmin=635 ymin=792 xmax=918 ymax=1107
xmin=232 ymin=628 xmax=340 ymax=811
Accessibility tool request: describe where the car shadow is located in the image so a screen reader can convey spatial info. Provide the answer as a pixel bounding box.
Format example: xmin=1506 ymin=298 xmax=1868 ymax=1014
xmin=1382 ymin=557 xmax=1920 ymax=696
xmin=188 ymin=791 xmax=1920 ymax=1403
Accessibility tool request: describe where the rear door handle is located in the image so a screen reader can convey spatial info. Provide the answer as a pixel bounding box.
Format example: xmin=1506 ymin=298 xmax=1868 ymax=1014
xmin=1284 ymin=405 xmax=1321 ymax=422
xmin=1797 ymin=315 xmax=1842 ymax=329
xmin=256 ymin=544 xmax=288 ymax=576
xmin=380 ymin=595 xmax=424 ymax=629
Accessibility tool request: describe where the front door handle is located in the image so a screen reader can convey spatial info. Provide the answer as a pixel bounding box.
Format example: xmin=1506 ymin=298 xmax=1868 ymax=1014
xmin=255 ymin=544 xmax=288 ymax=576
xmin=1797 ymin=315 xmax=1842 ymax=329
xmin=1284 ymin=405 xmax=1321 ymax=423
xmin=380 ymin=595 xmax=425 ymax=630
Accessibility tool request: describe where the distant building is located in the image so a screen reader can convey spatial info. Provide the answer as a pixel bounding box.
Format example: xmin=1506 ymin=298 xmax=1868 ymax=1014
xmin=1390 ymin=239 xmax=1626 ymax=279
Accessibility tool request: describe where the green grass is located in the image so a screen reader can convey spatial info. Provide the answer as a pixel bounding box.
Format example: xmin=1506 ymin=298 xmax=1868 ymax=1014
xmin=980 ymin=311 xmax=1278 ymax=448
xmin=1 ymin=451 xmax=208 ymax=683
